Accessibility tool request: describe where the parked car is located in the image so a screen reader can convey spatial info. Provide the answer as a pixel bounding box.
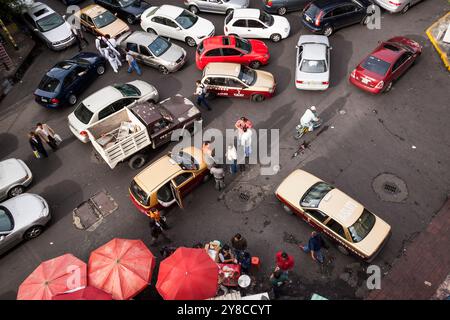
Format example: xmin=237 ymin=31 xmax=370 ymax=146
xmin=295 ymin=35 xmax=331 ymax=90
xmin=196 ymin=35 xmax=269 ymax=70
xmin=94 ymin=0 xmax=151 ymax=24
xmin=74 ymin=4 xmax=130 ymax=38
xmin=349 ymin=36 xmax=422 ymax=94
xmin=201 ymin=62 xmax=276 ymax=102
xmin=184 ymin=0 xmax=249 ymax=15
xmin=373 ymin=0 xmax=424 ymax=14
xmin=301 ymin=0 xmax=373 ymax=37
xmin=140 ymin=5 xmax=215 ymax=47
xmin=224 ymin=8 xmax=290 ymax=42
xmin=68 ymin=80 xmax=159 ymax=143
xmin=129 ymin=147 xmax=209 ymax=213
xmin=34 ymin=52 xmax=107 ymax=108
xmin=22 ymin=2 xmax=76 ymax=50
xmin=0 ymin=194 xmax=51 ymax=256
xmin=117 ymin=31 xmax=187 ymax=74
xmin=0 ymin=159 xmax=33 ymax=201
xmin=262 ymin=0 xmax=310 ymax=16
xmin=275 ymin=170 xmax=391 ymax=261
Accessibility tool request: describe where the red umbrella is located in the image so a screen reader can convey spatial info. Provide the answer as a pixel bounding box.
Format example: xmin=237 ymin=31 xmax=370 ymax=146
xmin=88 ymin=238 xmax=155 ymax=300
xmin=52 ymin=286 xmax=113 ymax=300
xmin=17 ymin=254 xmax=87 ymax=300
xmin=156 ymin=247 xmax=219 ymax=300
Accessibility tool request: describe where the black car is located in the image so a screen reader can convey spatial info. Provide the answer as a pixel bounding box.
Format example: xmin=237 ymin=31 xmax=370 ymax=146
xmin=262 ymin=0 xmax=310 ymax=15
xmin=34 ymin=52 xmax=106 ymax=108
xmin=94 ymin=0 xmax=150 ymax=24
xmin=301 ymin=0 xmax=373 ymax=36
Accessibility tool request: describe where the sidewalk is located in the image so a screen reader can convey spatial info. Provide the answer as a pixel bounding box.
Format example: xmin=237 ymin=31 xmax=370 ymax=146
xmin=367 ymin=198 xmax=450 ymax=300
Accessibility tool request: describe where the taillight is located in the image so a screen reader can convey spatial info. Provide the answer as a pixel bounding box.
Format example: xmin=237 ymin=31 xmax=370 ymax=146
xmin=50 ymin=98 xmax=59 ymax=104
xmin=388 ymin=1 xmax=401 ymax=6
xmin=375 ymin=81 xmax=384 ymax=89
xmin=322 ymin=81 xmax=329 ymax=85
xmin=266 ymin=0 xmax=273 ymax=7
xmin=80 ymin=131 xmax=88 ymax=137
xmin=296 ymin=80 xmax=304 ymax=84
xmin=315 ymin=10 xmax=324 ymax=27
xmin=350 ymin=70 xmax=356 ymax=78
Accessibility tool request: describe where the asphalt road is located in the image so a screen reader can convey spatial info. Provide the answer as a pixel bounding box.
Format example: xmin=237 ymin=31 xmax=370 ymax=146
xmin=0 ymin=0 xmax=449 ymax=300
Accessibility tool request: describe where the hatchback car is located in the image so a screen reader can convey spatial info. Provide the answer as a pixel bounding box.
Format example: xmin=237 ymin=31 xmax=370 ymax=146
xmin=75 ymin=4 xmax=130 ymax=38
xmin=201 ymin=62 xmax=276 ymax=102
xmin=373 ymin=0 xmax=424 ymax=14
xmin=117 ymin=31 xmax=187 ymax=74
xmin=296 ymin=35 xmax=331 ymax=90
xmin=94 ymin=0 xmax=151 ymax=24
xmin=196 ymin=35 xmax=269 ymax=70
xmin=140 ymin=5 xmax=215 ymax=47
xmin=301 ymin=0 xmax=373 ymax=37
xmin=349 ymin=36 xmax=422 ymax=94
xmin=34 ymin=52 xmax=107 ymax=108
xmin=129 ymin=147 xmax=209 ymax=213
xmin=224 ymin=8 xmax=290 ymax=42
xmin=185 ymin=0 xmax=249 ymax=15
xmin=275 ymin=170 xmax=391 ymax=261
xmin=22 ymin=2 xmax=76 ymax=50
xmin=262 ymin=0 xmax=310 ymax=15
xmin=68 ymin=80 xmax=159 ymax=143
xmin=0 ymin=159 xmax=33 ymax=201
xmin=0 ymin=193 xmax=51 ymax=256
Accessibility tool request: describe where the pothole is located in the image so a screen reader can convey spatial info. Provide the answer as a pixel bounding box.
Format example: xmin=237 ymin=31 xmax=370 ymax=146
xmin=224 ymin=184 xmax=265 ymax=213
xmin=372 ymin=173 xmax=408 ymax=203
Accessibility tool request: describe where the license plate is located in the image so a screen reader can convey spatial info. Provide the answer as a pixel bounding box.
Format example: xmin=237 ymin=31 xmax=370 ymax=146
xmin=305 ymin=15 xmax=313 ymax=23
xmin=41 ymin=98 xmax=48 ymax=102
xmin=361 ymin=78 xmax=369 ymax=84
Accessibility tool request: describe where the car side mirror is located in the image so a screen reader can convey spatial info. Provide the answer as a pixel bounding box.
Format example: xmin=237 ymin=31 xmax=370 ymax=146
xmin=114 ymin=13 xmax=118 ymax=16
xmin=295 ymin=45 xmax=299 ymax=49
xmin=329 ymin=46 xmax=333 ymax=50
xmin=62 ymin=14 xmax=66 ymax=19
xmin=33 ymin=28 xmax=39 ymax=32
xmin=176 ymin=27 xmax=181 ymax=31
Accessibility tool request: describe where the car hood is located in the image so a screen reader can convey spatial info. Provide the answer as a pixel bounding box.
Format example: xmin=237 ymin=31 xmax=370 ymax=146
xmin=0 ymin=159 xmax=28 ymax=189
xmin=253 ymin=70 xmax=275 ymax=89
xmin=2 ymin=194 xmax=48 ymax=232
xmin=122 ymin=1 xmax=150 ymax=16
xmin=128 ymin=80 xmax=158 ymax=100
xmin=355 ymin=216 xmax=391 ymax=258
xmin=189 ymin=16 xmax=214 ymax=38
xmin=161 ymin=95 xmax=200 ymax=123
xmin=98 ymin=20 xmax=130 ymax=37
xmin=42 ymin=21 xmax=72 ymax=43
xmin=160 ymin=44 xmax=185 ymax=63
xmin=272 ymin=15 xmax=290 ymax=30
xmin=249 ymin=39 xmax=269 ymax=55
xmin=229 ymin=0 xmax=249 ymax=8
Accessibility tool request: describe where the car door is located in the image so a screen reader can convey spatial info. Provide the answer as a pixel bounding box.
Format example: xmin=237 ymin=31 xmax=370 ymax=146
xmin=172 ymin=172 xmax=196 ymax=197
xmin=345 ymin=3 xmax=365 ymax=25
xmin=221 ymin=47 xmax=244 ymax=64
xmin=138 ymin=45 xmax=157 ymax=68
xmin=334 ymin=4 xmax=360 ymax=28
xmin=204 ymin=48 xmax=223 ymax=64
xmin=324 ymin=6 xmax=347 ymax=29
xmin=227 ymin=77 xmax=247 ymax=98
xmin=151 ymin=16 xmax=170 ymax=37
xmin=81 ymin=14 xmax=97 ymax=34
xmin=170 ymin=181 xmax=183 ymax=208
xmin=125 ymin=41 xmax=141 ymax=62
xmin=73 ymin=65 xmax=92 ymax=90
xmin=390 ymin=52 xmax=413 ymax=82
xmin=230 ymin=19 xmax=248 ymax=37
xmin=61 ymin=70 xmax=79 ymax=101
xmin=207 ymin=0 xmax=225 ymax=13
xmin=0 ymin=210 xmax=21 ymax=255
xmin=205 ymin=77 xmax=229 ymax=96
xmin=325 ymin=218 xmax=349 ymax=244
xmin=150 ymin=118 xmax=173 ymax=147
xmin=23 ymin=13 xmax=39 ymax=37
xmin=164 ymin=18 xmax=184 ymax=42
xmin=304 ymin=208 xmax=329 ymax=230
xmin=246 ymin=19 xmax=266 ymax=38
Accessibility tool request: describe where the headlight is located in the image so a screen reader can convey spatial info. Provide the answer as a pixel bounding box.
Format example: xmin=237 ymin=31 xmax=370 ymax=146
xmin=168 ymin=61 xmax=177 ymax=67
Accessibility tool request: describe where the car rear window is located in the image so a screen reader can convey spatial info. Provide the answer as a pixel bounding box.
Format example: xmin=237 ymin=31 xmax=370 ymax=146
xmin=74 ymin=103 xmax=94 ymax=124
xmin=300 ymin=182 xmax=334 ymax=208
xmin=305 ymin=3 xmax=321 ymax=18
xmin=361 ymin=56 xmax=391 ymax=76
xmin=170 ymin=151 xmax=199 ymax=171
xmin=300 ymin=59 xmax=327 ymax=73
xmin=348 ymin=209 xmax=376 ymax=243
xmin=38 ymin=75 xmax=60 ymax=92
xmin=130 ymin=179 xmax=149 ymax=206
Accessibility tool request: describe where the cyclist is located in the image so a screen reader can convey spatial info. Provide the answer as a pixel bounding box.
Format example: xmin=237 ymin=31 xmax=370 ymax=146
xmin=300 ymin=106 xmax=319 ymax=132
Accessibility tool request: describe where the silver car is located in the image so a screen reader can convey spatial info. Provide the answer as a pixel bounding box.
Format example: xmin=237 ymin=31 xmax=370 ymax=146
xmin=22 ymin=2 xmax=76 ymax=50
xmin=373 ymin=0 xmax=424 ymax=14
xmin=0 ymin=159 xmax=33 ymax=201
xmin=117 ymin=31 xmax=187 ymax=74
xmin=0 ymin=194 xmax=51 ymax=256
xmin=184 ymin=0 xmax=249 ymax=15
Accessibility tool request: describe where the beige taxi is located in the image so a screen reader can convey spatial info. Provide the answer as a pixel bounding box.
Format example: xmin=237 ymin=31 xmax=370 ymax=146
xmin=275 ymin=169 xmax=391 ymax=261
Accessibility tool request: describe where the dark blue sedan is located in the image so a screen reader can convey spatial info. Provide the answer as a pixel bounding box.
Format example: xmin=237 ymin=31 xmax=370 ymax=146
xmin=34 ymin=52 xmax=107 ymax=108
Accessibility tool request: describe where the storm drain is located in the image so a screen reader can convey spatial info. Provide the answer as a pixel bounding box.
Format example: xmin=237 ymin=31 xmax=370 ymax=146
xmin=73 ymin=190 xmax=118 ymax=230
xmin=225 ymin=184 xmax=265 ymax=213
xmin=372 ymin=173 xmax=408 ymax=203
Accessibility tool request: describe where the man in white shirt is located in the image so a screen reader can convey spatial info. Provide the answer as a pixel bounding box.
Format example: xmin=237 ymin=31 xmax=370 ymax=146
xmin=240 ymin=127 xmax=252 ymax=158
xmin=300 ymin=106 xmax=319 ymax=132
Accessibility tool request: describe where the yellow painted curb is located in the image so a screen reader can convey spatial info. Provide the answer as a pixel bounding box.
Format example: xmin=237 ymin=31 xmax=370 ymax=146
xmin=426 ymin=11 xmax=450 ymax=71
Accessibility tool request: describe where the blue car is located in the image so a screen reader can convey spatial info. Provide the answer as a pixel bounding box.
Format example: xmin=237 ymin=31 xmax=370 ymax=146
xmin=34 ymin=52 xmax=107 ymax=108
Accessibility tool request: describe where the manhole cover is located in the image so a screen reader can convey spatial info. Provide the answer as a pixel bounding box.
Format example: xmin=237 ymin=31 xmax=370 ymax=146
xmin=372 ymin=173 xmax=408 ymax=202
xmin=73 ymin=190 xmax=118 ymax=230
xmin=224 ymin=184 xmax=265 ymax=213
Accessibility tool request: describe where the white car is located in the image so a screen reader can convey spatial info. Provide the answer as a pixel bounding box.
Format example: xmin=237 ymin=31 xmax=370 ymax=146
xmin=295 ymin=35 xmax=330 ymax=90
xmin=68 ymin=80 xmax=159 ymax=143
xmin=373 ymin=0 xmax=424 ymax=14
xmin=224 ymin=8 xmax=290 ymax=42
xmin=0 ymin=159 xmax=33 ymax=201
xmin=140 ymin=5 xmax=215 ymax=47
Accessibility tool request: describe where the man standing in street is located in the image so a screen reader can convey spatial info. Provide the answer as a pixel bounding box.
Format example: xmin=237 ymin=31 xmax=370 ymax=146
xmin=35 ymin=122 xmax=58 ymax=151
xmin=300 ymin=231 xmax=325 ymax=264
xmin=275 ymin=251 xmax=295 ymax=275
xmin=125 ymin=48 xmax=142 ymax=75
xmin=210 ymin=164 xmax=225 ymax=191
xmin=194 ymin=80 xmax=211 ymax=111
xmin=70 ymin=25 xmax=88 ymax=52
xmin=270 ymin=269 xmax=289 ymax=299
xmin=149 ymin=219 xmax=170 ymax=246
xmin=28 ymin=132 xmax=48 ymax=159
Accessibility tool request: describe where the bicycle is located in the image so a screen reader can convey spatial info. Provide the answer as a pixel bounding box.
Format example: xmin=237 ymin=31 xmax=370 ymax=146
xmin=294 ymin=118 xmax=323 ymax=140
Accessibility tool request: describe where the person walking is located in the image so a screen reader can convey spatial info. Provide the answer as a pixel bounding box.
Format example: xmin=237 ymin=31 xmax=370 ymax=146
xmin=102 ymin=35 xmax=122 ymax=73
xmin=28 ymin=132 xmax=48 ymax=159
xmin=235 ymin=117 xmax=253 ymax=139
xmin=210 ymin=164 xmax=225 ymax=191
xmin=95 ymin=36 xmax=108 ymax=57
xmin=194 ymin=80 xmax=211 ymax=111
xmin=146 ymin=208 xmax=169 ymax=230
xmin=226 ymin=144 xmax=238 ymax=174
xmin=35 ymin=122 xmax=58 ymax=151
xmin=275 ymin=251 xmax=295 ymax=275
xmin=70 ymin=25 xmax=88 ymax=51
xmin=239 ymin=127 xmax=252 ymax=171
xmin=237 ymin=251 xmax=252 ymax=274
xmin=300 ymin=231 xmax=325 ymax=264
xmin=231 ymin=233 xmax=247 ymax=252
xmin=125 ymin=49 xmax=142 ymax=75
xmin=270 ymin=268 xmax=289 ymax=299
xmin=149 ymin=219 xmax=170 ymax=246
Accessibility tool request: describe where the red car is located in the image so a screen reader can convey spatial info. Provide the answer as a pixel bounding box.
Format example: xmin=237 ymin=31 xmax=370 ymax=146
xmin=196 ymin=35 xmax=270 ymax=70
xmin=349 ymin=37 xmax=422 ymax=94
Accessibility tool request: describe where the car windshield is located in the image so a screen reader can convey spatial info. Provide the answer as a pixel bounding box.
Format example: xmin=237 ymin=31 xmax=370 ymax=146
xmin=130 ymin=180 xmax=149 ymax=206
xmin=300 ymin=59 xmax=327 ymax=73
xmin=36 ymin=12 xmax=65 ymax=32
xmin=38 ymin=75 xmax=60 ymax=92
xmin=170 ymin=151 xmax=199 ymax=171
xmin=148 ymin=36 xmax=171 ymax=57
xmin=74 ymin=103 xmax=94 ymax=124
xmin=175 ymin=10 xmax=198 ymax=29
xmin=235 ymin=37 xmax=251 ymax=54
xmin=113 ymin=83 xmax=141 ymax=97
xmin=305 ymin=3 xmax=321 ymax=18
xmin=348 ymin=209 xmax=376 ymax=243
xmin=300 ymin=182 xmax=334 ymax=208
xmin=0 ymin=207 xmax=13 ymax=232
xmin=238 ymin=65 xmax=256 ymax=86
xmin=118 ymin=0 xmax=134 ymax=7
xmin=93 ymin=11 xmax=117 ymax=29
xmin=259 ymin=11 xmax=274 ymax=26
xmin=361 ymin=56 xmax=391 ymax=76
xmin=73 ymin=58 xmax=91 ymax=67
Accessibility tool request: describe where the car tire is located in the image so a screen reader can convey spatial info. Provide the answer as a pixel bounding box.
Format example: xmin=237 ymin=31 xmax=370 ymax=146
xmin=189 ymin=5 xmax=199 ymax=14
xmin=270 ymin=33 xmax=282 ymax=43
xmin=401 ymin=4 xmax=410 ymax=14
xmin=68 ymin=94 xmax=77 ymax=106
xmin=126 ymin=15 xmax=135 ymax=24
xmin=24 ymin=225 xmax=44 ymax=240
xmin=251 ymin=94 xmax=265 ymax=102
xmin=96 ymin=64 xmax=105 ymax=75
xmin=147 ymin=28 xmax=157 ymax=34
xmin=128 ymin=154 xmax=146 ymax=169
xmin=277 ymin=7 xmax=287 ymax=15
xmin=185 ymin=36 xmax=196 ymax=47
xmin=225 ymin=8 xmax=234 ymax=16
xmin=323 ymin=26 xmax=333 ymax=37
xmin=249 ymin=60 xmax=261 ymax=69
xmin=337 ymin=244 xmax=350 ymax=256
xmin=8 ymin=185 xmax=25 ymax=198
xmin=383 ymin=81 xmax=393 ymax=93
xmin=158 ymin=65 xmax=169 ymax=74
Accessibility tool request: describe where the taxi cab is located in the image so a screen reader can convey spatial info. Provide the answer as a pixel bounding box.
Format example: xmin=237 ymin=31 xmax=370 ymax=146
xmin=129 ymin=147 xmax=209 ymax=213
xmin=201 ymin=62 xmax=275 ymax=102
xmin=275 ymin=170 xmax=391 ymax=262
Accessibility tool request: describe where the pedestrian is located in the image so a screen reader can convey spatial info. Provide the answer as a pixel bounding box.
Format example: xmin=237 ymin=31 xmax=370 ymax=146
xmin=194 ymin=80 xmax=211 ymax=111
xmin=70 ymin=25 xmax=88 ymax=51
xmin=237 ymin=251 xmax=252 ymax=274
xmin=270 ymin=268 xmax=289 ymax=299
xmin=275 ymin=251 xmax=295 ymax=274
xmin=28 ymin=132 xmax=48 ymax=159
xmin=210 ymin=163 xmax=225 ymax=191
xmin=149 ymin=219 xmax=170 ymax=246
xmin=146 ymin=208 xmax=169 ymax=230
xmin=125 ymin=48 xmax=142 ymax=75
xmin=231 ymin=233 xmax=247 ymax=253
xmin=239 ymin=127 xmax=252 ymax=172
xmin=35 ymin=122 xmax=58 ymax=151
xmin=300 ymin=231 xmax=325 ymax=264
xmin=235 ymin=117 xmax=253 ymax=139
xmin=226 ymin=144 xmax=238 ymax=174
xmin=95 ymin=36 xmax=108 ymax=57
xmin=103 ymin=35 xmax=122 ymax=73
xmin=202 ymin=141 xmax=215 ymax=169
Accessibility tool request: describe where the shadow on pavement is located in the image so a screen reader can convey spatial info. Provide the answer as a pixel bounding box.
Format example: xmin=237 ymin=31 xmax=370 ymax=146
xmin=0 ymin=133 xmax=19 ymax=158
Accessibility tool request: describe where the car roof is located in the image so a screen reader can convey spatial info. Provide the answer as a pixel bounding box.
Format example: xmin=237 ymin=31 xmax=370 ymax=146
xmin=297 ymin=35 xmax=329 ymax=47
xmin=370 ymin=42 xmax=404 ymax=63
xmin=80 ymin=4 xmax=107 ymax=17
xmin=302 ymin=43 xmax=327 ymax=60
xmin=155 ymin=5 xmax=184 ymax=18
xmin=203 ymin=62 xmax=241 ymax=78
xmin=312 ymin=0 xmax=361 ymax=10
xmin=47 ymin=61 xmax=77 ymax=78
xmin=202 ymin=36 xmax=236 ymax=50
xmin=28 ymin=2 xmax=54 ymax=20
xmin=232 ymin=8 xmax=260 ymax=19
xmin=82 ymin=86 xmax=123 ymax=111
xmin=126 ymin=31 xmax=158 ymax=46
